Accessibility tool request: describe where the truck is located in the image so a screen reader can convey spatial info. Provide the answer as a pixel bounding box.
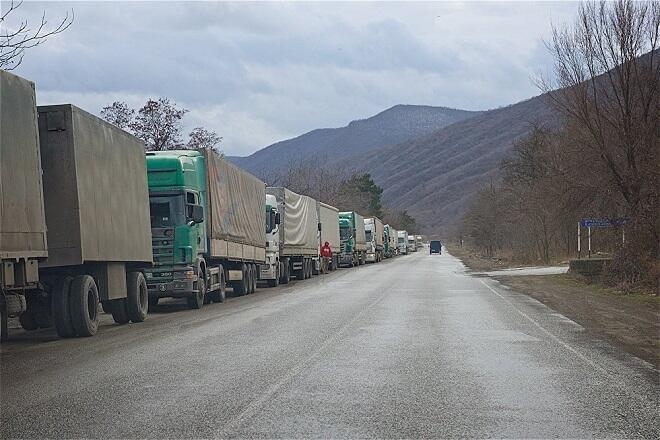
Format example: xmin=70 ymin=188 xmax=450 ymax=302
xmin=416 ymin=235 xmax=424 ymax=250
xmin=339 ymin=211 xmax=367 ymax=266
xmin=145 ymin=150 xmax=266 ymax=308
xmin=317 ymin=202 xmax=340 ymax=272
xmin=364 ymin=217 xmax=384 ymax=263
xmin=384 ymin=225 xmax=398 ymax=258
xmin=407 ymin=235 xmax=417 ymax=253
xmin=397 ymin=230 xmax=409 ymax=255
xmin=1 ymin=71 xmax=153 ymax=340
xmin=262 ymin=187 xmax=319 ymax=285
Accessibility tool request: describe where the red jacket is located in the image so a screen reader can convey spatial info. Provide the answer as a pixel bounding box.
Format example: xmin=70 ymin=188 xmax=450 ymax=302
xmin=321 ymin=244 xmax=333 ymax=258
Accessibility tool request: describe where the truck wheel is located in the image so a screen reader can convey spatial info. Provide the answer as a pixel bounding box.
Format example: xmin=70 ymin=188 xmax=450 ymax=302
xmin=210 ymin=269 xmax=226 ymax=303
xmin=187 ymin=269 xmax=205 ymax=309
xmin=250 ymin=264 xmax=258 ymax=293
xmin=248 ymin=264 xmax=255 ymax=294
xmin=52 ymin=276 xmax=75 ymax=338
xmin=126 ymin=272 xmax=148 ymax=323
xmin=19 ymin=312 xmax=38 ymax=330
xmin=110 ymin=299 xmax=129 ymax=324
xmin=281 ymin=263 xmax=290 ymax=285
xmin=70 ymin=275 xmax=100 ymax=337
xmin=232 ymin=264 xmax=248 ymax=296
xmin=0 ymin=298 xmax=7 ymax=342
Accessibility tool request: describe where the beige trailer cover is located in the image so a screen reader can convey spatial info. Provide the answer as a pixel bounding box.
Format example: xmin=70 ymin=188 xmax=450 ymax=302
xmin=266 ymin=187 xmax=318 ymax=256
xmin=318 ymin=202 xmax=340 ymax=253
xmin=204 ymin=150 xmax=266 ymax=249
xmin=0 ymin=71 xmax=48 ymax=259
xmin=38 ymin=105 xmax=152 ymax=267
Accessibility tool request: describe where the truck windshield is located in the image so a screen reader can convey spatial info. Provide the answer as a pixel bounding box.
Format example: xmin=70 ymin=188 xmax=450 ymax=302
xmin=365 ymin=231 xmax=373 ymax=241
xmin=266 ymin=208 xmax=276 ymax=233
xmin=340 ymin=227 xmax=352 ymax=240
xmin=398 ymin=237 xmax=404 ymax=244
xmin=150 ymin=195 xmax=185 ymax=228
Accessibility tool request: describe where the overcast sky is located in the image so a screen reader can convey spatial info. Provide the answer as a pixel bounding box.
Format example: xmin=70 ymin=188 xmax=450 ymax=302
xmin=9 ymin=1 xmax=578 ymax=156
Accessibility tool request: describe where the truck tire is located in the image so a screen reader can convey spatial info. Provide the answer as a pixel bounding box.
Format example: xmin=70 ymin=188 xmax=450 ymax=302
xmin=306 ymin=259 xmax=312 ymax=278
xmin=126 ymin=272 xmax=148 ymax=323
xmin=251 ymin=264 xmax=258 ymax=293
xmin=210 ymin=268 xmax=226 ymax=303
xmin=69 ymin=275 xmax=100 ymax=337
xmin=110 ymin=298 xmax=129 ymax=324
xmin=187 ymin=269 xmax=205 ymax=309
xmin=232 ymin=264 xmax=248 ymax=296
xmin=281 ymin=263 xmax=290 ymax=285
xmin=52 ymin=276 xmax=76 ymax=338
xmin=0 ymin=298 xmax=7 ymax=342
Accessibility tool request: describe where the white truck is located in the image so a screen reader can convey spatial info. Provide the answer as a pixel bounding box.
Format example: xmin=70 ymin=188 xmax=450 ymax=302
xmin=397 ymin=231 xmax=409 ymax=255
xmin=262 ymin=187 xmax=319 ymax=285
xmin=407 ymin=235 xmax=417 ymax=253
xmin=364 ymin=217 xmax=384 ymax=263
xmin=317 ymin=202 xmax=340 ymax=272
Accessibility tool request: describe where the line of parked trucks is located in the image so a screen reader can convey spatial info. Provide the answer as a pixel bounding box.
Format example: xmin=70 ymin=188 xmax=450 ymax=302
xmin=0 ymin=70 xmax=423 ymax=341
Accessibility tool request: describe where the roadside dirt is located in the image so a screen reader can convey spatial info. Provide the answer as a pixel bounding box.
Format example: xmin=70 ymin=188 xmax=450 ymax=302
xmin=494 ymin=274 xmax=660 ymax=368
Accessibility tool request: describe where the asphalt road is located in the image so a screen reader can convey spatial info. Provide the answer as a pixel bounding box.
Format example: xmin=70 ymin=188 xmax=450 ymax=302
xmin=1 ymin=251 xmax=658 ymax=438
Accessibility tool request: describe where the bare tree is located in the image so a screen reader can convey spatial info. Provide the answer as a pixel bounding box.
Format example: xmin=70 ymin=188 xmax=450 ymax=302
xmin=540 ymin=0 xmax=660 ymax=256
xmin=0 ymin=0 xmax=73 ymax=70
xmin=129 ymin=98 xmax=188 ymax=151
xmin=100 ymin=101 xmax=134 ymax=130
xmin=187 ymin=127 xmax=222 ymax=153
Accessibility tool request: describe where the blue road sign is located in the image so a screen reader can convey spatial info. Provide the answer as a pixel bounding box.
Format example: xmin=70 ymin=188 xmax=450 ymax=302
xmin=580 ymin=218 xmax=629 ymax=228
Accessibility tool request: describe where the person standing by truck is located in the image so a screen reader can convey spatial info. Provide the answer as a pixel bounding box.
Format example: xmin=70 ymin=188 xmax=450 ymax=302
xmin=320 ymin=241 xmax=333 ymax=273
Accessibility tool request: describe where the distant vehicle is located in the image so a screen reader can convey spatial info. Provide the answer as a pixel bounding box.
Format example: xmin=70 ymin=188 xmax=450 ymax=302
xmin=430 ymin=240 xmax=442 ymax=254
xmin=384 ymin=225 xmax=398 ymax=258
xmin=416 ymin=235 xmax=424 ymax=250
xmin=364 ymin=217 xmax=384 ymax=263
xmin=407 ymin=235 xmax=417 ymax=253
xmin=339 ymin=211 xmax=367 ymax=266
xmin=397 ymin=230 xmax=409 ymax=255
xmin=264 ymin=187 xmax=320 ymax=284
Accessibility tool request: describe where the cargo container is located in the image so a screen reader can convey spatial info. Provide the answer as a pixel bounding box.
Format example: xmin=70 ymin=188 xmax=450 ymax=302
xmin=1 ymin=72 xmax=153 ymax=340
xmin=339 ymin=211 xmax=367 ymax=266
xmin=317 ymin=202 xmax=340 ymax=272
xmin=397 ymin=230 xmax=409 ymax=255
xmin=145 ymin=150 xmax=266 ymax=307
xmin=262 ymin=187 xmax=319 ymax=284
xmin=364 ymin=217 xmax=384 ymax=263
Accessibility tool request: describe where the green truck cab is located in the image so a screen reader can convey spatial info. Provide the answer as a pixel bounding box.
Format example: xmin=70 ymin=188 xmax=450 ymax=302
xmin=338 ymin=211 xmax=367 ymax=267
xmin=145 ymin=150 xmax=266 ymax=309
xmin=145 ymin=151 xmax=206 ymax=307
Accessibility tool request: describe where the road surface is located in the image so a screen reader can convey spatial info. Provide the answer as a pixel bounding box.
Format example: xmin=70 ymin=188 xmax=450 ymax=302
xmin=1 ymin=251 xmax=658 ymax=438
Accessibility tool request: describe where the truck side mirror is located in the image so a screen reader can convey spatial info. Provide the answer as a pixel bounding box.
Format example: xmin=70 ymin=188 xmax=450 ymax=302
xmin=191 ymin=205 xmax=204 ymax=224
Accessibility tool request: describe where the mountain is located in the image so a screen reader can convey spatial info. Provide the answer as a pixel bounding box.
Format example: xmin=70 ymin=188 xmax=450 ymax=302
xmin=228 ymin=105 xmax=480 ymax=174
xmin=353 ymin=95 xmax=559 ymax=233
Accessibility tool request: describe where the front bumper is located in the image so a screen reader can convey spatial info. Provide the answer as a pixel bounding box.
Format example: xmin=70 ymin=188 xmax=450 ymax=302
xmin=147 ymin=279 xmax=195 ymax=298
xmin=366 ymin=253 xmax=376 ymax=262
xmin=260 ymin=263 xmax=277 ymax=280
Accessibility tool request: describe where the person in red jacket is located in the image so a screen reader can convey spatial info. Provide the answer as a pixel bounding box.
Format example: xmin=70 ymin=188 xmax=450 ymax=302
xmin=320 ymin=241 xmax=333 ymax=272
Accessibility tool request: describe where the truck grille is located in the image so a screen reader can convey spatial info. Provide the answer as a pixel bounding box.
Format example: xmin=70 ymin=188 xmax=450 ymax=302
xmin=151 ymin=228 xmax=175 ymax=268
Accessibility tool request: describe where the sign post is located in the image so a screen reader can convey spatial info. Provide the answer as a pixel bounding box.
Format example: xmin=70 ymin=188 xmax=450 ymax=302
xmin=578 ymin=218 xmax=629 ymax=259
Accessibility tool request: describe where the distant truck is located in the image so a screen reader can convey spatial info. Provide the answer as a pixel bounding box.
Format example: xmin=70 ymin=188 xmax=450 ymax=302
xmin=263 ymin=187 xmax=319 ymax=284
xmin=339 ymin=212 xmax=367 ymax=266
xmin=1 ymin=71 xmax=153 ymax=340
xmin=397 ymin=230 xmax=409 ymax=255
xmin=430 ymin=240 xmax=442 ymax=254
xmin=407 ymin=235 xmax=417 ymax=253
xmin=416 ymin=235 xmax=424 ymax=250
xmin=384 ymin=225 xmax=398 ymax=258
xmin=317 ymin=202 xmax=341 ymax=272
xmin=364 ymin=217 xmax=384 ymax=263
xmin=145 ymin=150 xmax=266 ymax=308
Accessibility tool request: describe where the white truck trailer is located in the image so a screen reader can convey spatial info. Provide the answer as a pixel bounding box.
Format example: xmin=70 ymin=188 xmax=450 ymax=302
xmin=317 ymin=202 xmax=340 ymax=272
xmin=263 ymin=187 xmax=319 ymax=284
